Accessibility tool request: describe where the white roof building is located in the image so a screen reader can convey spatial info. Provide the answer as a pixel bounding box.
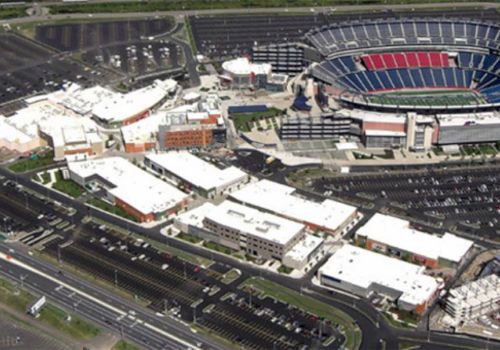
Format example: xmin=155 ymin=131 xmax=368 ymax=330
xmin=146 ymin=151 xmax=247 ymax=194
xmin=205 ymin=200 xmax=305 ymax=246
xmin=174 ymin=202 xmax=216 ymax=229
xmin=38 ymin=115 xmax=104 ymax=159
xmin=92 ymin=79 xmax=177 ymax=124
xmin=230 ymin=179 xmax=358 ymax=233
xmin=222 ymin=57 xmax=272 ymax=76
xmin=357 ymin=213 xmax=473 ymax=265
xmin=445 ymin=274 xmax=500 ymax=323
xmin=283 ymin=234 xmax=324 ymax=270
xmin=50 ymin=84 xmax=118 ymax=116
xmin=68 ymin=157 xmax=188 ymax=218
xmin=319 ymin=245 xmax=439 ymax=310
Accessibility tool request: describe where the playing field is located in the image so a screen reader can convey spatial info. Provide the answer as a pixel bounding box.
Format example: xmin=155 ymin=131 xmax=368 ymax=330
xmin=365 ymin=89 xmax=486 ymax=106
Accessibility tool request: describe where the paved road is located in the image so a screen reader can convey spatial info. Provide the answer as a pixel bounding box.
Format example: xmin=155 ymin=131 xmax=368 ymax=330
xmin=1 ymin=165 xmax=499 ymax=350
xmin=2 ymin=2 xmax=500 ymax=26
xmin=0 ymin=244 xmax=221 ymax=350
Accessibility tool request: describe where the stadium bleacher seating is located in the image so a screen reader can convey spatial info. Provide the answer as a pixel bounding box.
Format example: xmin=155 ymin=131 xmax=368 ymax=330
xmin=361 ymin=52 xmax=449 ymax=70
xmin=306 ymin=19 xmax=500 ymax=57
xmin=307 ymin=18 xmax=500 ymax=105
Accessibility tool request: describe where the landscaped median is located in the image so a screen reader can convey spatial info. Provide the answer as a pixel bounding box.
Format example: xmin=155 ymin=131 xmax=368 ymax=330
xmin=0 ymin=277 xmax=101 ymax=341
xmin=240 ymin=277 xmax=362 ymax=350
xmin=112 ymin=339 xmax=140 ymax=350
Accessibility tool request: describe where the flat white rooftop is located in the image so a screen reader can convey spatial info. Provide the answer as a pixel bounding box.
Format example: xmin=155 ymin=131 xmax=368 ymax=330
xmin=175 ymin=202 xmax=216 ymax=228
xmin=284 ymin=234 xmax=323 ymax=262
xmin=319 ymin=245 xmax=438 ymax=306
xmin=357 ymin=213 xmax=473 ymax=263
xmin=146 ymin=151 xmax=247 ymax=192
xmin=68 ymin=157 xmax=188 ymax=215
xmin=230 ymin=179 xmax=357 ymax=233
xmin=92 ymin=79 xmax=177 ymax=123
xmin=0 ymin=117 xmax=32 ymax=144
xmin=205 ymin=200 xmax=304 ymax=245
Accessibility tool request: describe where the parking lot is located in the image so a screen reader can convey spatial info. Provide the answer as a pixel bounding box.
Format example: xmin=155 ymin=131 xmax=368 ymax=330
xmin=189 ymin=9 xmax=500 ymax=59
xmin=82 ymin=39 xmax=181 ymax=76
xmin=0 ymin=174 xmax=346 ymax=350
xmin=35 ymin=18 xmax=175 ymax=52
xmin=39 ymin=220 xmax=343 ymax=350
xmin=189 ymin=14 xmax=331 ymax=58
xmin=311 ymin=163 xmax=500 ymax=242
xmin=0 ymin=33 xmax=92 ymax=104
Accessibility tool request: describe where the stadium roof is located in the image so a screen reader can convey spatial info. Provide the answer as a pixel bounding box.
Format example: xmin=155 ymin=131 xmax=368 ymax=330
xmin=357 ymin=213 xmax=473 ymax=263
xmin=222 ymin=57 xmax=271 ymax=76
xmin=205 ymin=200 xmax=305 ymax=245
xmin=230 ymin=179 xmax=357 ymax=232
xmin=319 ymin=245 xmax=438 ymax=306
xmin=146 ymin=151 xmax=247 ymax=192
xmin=68 ymin=157 xmax=188 ymax=215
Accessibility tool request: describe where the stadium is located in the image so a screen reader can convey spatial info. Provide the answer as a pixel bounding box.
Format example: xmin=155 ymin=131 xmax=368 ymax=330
xmin=250 ymin=17 xmax=500 ymax=150
xmin=306 ymin=18 xmax=500 ymax=113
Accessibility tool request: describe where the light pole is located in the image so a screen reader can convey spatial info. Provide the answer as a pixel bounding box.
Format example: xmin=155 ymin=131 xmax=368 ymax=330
xmin=249 ymin=285 xmax=253 ymax=308
xmin=192 ymin=304 xmax=197 ymax=324
xmin=163 ymin=299 xmax=168 ymax=314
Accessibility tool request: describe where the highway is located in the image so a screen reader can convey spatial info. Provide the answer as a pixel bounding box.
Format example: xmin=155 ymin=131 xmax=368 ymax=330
xmin=1 ymin=164 xmax=499 ymax=350
xmin=0 ymin=243 xmax=222 ymax=350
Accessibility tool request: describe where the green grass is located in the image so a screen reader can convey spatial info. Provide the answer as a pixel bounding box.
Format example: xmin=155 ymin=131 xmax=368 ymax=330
xmin=230 ymin=107 xmax=284 ymax=132
xmin=52 ymin=171 xmax=84 ymax=198
xmin=0 ymin=6 xmax=28 ymax=20
xmin=177 ymin=232 xmax=203 ymax=244
xmin=366 ymin=90 xmax=485 ymax=107
xmin=220 ymin=268 xmax=241 ymax=285
xmin=0 ymin=277 xmax=100 ymax=340
xmin=38 ymin=304 xmax=100 ymax=340
xmin=48 ymin=0 xmax=487 ymax=14
xmin=112 ymin=340 xmax=140 ymax=350
xmin=87 ymin=198 xmax=138 ymax=222
xmin=8 ymin=152 xmax=55 ymax=173
xmin=40 ymin=172 xmax=51 ymax=184
xmin=277 ymin=265 xmax=293 ymax=274
xmin=240 ymin=277 xmax=362 ymax=350
xmin=478 ymin=144 xmax=497 ymax=155
xmin=203 ymin=241 xmax=236 ymax=255
xmin=0 ymin=278 xmax=33 ymax=313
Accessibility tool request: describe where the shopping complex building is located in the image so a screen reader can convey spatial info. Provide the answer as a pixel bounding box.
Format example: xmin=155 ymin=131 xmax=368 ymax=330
xmin=318 ymin=244 xmax=440 ymax=314
xmin=230 ymin=179 xmax=360 ymax=235
xmin=145 ymin=151 xmax=248 ymax=198
xmin=174 ymin=201 xmax=325 ymax=270
xmin=68 ymin=157 xmax=189 ymax=222
xmin=355 ymin=213 xmax=474 ymax=268
xmin=121 ymin=93 xmax=225 ymax=152
xmin=91 ymin=79 xmax=178 ymax=127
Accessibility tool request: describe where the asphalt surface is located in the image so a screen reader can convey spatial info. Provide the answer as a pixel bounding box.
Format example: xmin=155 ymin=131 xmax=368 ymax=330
xmin=0 ymin=177 xmax=344 ymax=350
xmin=310 ymin=163 xmax=500 ymax=244
xmin=0 ymin=164 xmax=499 ymax=350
